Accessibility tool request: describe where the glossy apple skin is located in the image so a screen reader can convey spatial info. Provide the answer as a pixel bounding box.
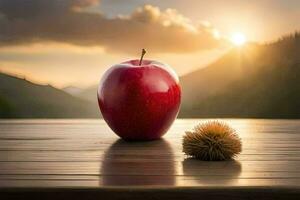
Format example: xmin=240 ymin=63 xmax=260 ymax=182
xmin=98 ymin=59 xmax=181 ymax=140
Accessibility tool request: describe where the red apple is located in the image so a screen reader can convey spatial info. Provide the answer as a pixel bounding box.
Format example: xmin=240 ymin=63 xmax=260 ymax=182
xmin=98 ymin=49 xmax=181 ymax=140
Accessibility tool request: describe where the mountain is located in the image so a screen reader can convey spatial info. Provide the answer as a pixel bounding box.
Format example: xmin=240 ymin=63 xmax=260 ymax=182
xmin=180 ymin=45 xmax=252 ymax=109
xmin=63 ymin=86 xmax=83 ymax=96
xmin=179 ymin=32 xmax=300 ymax=118
xmin=0 ymin=73 xmax=100 ymax=118
xmin=77 ymin=85 xmax=98 ymax=103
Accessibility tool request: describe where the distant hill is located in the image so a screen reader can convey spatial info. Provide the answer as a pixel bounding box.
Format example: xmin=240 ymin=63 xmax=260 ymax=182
xmin=63 ymin=86 xmax=83 ymax=96
xmin=179 ymin=32 xmax=300 ymax=118
xmin=0 ymin=73 xmax=100 ymax=118
xmin=180 ymin=45 xmax=252 ymax=109
xmin=77 ymin=85 xmax=98 ymax=103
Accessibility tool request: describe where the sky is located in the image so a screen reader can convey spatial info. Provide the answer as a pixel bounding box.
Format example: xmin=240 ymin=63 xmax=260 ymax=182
xmin=0 ymin=0 xmax=299 ymax=88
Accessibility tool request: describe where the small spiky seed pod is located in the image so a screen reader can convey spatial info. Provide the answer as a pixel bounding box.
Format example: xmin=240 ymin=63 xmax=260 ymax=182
xmin=183 ymin=121 xmax=242 ymax=161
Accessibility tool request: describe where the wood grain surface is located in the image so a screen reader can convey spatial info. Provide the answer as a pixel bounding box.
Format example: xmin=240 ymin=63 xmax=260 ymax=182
xmin=0 ymin=119 xmax=299 ymax=199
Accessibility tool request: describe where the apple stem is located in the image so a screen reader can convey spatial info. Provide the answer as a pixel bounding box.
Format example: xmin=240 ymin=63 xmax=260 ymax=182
xmin=139 ymin=49 xmax=146 ymax=66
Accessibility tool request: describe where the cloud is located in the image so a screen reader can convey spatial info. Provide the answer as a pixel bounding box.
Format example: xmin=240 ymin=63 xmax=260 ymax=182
xmin=0 ymin=0 xmax=99 ymax=19
xmin=0 ymin=0 xmax=224 ymax=54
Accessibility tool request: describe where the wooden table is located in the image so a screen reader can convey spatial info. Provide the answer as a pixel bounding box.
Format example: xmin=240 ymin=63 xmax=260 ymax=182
xmin=0 ymin=119 xmax=299 ymax=199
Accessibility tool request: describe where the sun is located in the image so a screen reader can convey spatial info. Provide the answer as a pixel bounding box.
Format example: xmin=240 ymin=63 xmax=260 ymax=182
xmin=231 ymin=32 xmax=247 ymax=46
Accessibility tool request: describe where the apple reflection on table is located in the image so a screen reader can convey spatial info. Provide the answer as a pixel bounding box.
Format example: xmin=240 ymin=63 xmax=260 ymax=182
xmin=101 ymin=139 xmax=175 ymax=186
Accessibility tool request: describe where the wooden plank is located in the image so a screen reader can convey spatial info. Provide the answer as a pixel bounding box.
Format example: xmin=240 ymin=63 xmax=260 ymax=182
xmin=1 ymin=162 xmax=300 ymax=177
xmin=1 ymin=178 xmax=300 ymax=187
xmin=2 ymin=151 xmax=300 ymax=161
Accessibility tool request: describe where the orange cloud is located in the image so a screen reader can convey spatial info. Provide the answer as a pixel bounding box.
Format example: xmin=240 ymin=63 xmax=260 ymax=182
xmin=0 ymin=0 xmax=225 ymax=54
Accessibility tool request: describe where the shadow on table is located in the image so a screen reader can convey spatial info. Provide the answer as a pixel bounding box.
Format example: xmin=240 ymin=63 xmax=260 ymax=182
xmin=182 ymin=158 xmax=242 ymax=184
xmin=101 ymin=139 xmax=175 ymax=186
